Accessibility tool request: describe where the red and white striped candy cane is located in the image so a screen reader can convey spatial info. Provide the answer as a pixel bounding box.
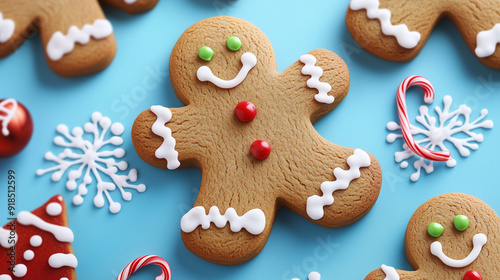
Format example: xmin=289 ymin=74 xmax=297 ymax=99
xmin=116 ymin=255 xmax=171 ymax=280
xmin=397 ymin=76 xmax=450 ymax=161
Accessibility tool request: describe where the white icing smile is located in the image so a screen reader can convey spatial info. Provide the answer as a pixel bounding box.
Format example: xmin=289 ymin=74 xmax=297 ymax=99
xmin=197 ymin=52 xmax=257 ymax=89
xmin=430 ymin=233 xmax=487 ymax=268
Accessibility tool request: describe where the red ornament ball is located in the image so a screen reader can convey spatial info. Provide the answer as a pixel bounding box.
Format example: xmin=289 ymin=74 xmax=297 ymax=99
xmin=235 ymin=101 xmax=257 ymax=122
xmin=250 ymin=140 xmax=271 ymax=160
xmin=0 ymin=99 xmax=33 ymax=158
xmin=464 ymin=270 xmax=482 ymax=280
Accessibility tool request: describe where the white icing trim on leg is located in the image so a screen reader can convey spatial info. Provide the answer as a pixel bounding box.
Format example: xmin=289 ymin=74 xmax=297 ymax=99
xmin=181 ymin=206 xmax=266 ymax=235
xmin=0 ymin=12 xmax=15 ymax=43
xmin=197 ymin=52 xmax=257 ymax=88
xmin=430 ymin=233 xmax=487 ymax=268
xmin=306 ymin=149 xmax=371 ymax=220
xmin=46 ymin=19 xmax=113 ymax=61
xmin=350 ymin=0 xmax=421 ymax=49
xmin=150 ymin=105 xmax=180 ymax=170
xmin=300 ymin=54 xmax=334 ymax=104
xmin=476 ymin=23 xmax=500 ymax=58
xmin=381 ymin=264 xmax=400 ymax=280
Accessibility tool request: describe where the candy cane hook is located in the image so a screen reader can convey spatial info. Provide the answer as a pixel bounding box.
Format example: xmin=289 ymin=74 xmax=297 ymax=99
xmin=116 ymin=255 xmax=171 ymax=280
xmin=397 ymin=76 xmax=450 ymax=161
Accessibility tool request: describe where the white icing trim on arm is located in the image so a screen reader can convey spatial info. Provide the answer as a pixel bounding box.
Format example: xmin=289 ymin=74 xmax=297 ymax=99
xmin=150 ymin=105 xmax=180 ymax=170
xmin=306 ymin=149 xmax=371 ymax=220
xmin=197 ymin=52 xmax=257 ymax=88
xmin=381 ymin=264 xmax=400 ymax=280
xmin=475 ymin=24 xmax=500 ymax=58
xmin=181 ymin=206 xmax=266 ymax=235
xmin=300 ymin=54 xmax=334 ymax=104
xmin=349 ymin=0 xmax=421 ymax=49
xmin=430 ymin=233 xmax=487 ymax=268
xmin=16 ymin=211 xmax=74 ymax=242
xmin=46 ymin=19 xmax=113 ymax=61
xmin=0 ymin=99 xmax=17 ymax=136
xmin=0 ymin=12 xmax=14 ymax=43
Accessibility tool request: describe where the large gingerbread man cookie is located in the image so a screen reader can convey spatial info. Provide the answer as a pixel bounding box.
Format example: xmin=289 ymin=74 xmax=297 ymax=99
xmin=0 ymin=0 xmax=158 ymax=77
xmin=346 ymin=0 xmax=500 ymax=69
xmin=132 ymin=16 xmax=382 ymax=265
xmin=366 ymin=193 xmax=500 ymax=279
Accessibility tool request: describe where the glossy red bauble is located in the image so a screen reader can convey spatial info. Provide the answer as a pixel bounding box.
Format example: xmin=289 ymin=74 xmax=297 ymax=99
xmin=250 ymin=140 xmax=271 ymax=160
xmin=464 ymin=270 xmax=482 ymax=280
xmin=0 ymin=99 xmax=33 ymax=158
xmin=235 ymin=101 xmax=257 ymax=122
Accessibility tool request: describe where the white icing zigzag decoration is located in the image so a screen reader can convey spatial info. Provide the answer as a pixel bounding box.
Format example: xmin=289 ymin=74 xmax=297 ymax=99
xmin=381 ymin=264 xmax=400 ymax=280
xmin=36 ymin=112 xmax=146 ymax=213
xmin=197 ymin=52 xmax=257 ymax=89
xmin=306 ymin=149 xmax=371 ymax=220
xmin=387 ymin=95 xmax=493 ymax=182
xmin=150 ymin=105 xmax=180 ymax=170
xmin=0 ymin=12 xmax=15 ymax=43
xmin=476 ymin=23 xmax=500 ymax=58
xmin=300 ymin=54 xmax=334 ymax=104
xmin=181 ymin=206 xmax=266 ymax=235
xmin=46 ymin=19 xmax=113 ymax=61
xmin=0 ymin=99 xmax=17 ymax=136
xmin=350 ymin=0 xmax=421 ymax=49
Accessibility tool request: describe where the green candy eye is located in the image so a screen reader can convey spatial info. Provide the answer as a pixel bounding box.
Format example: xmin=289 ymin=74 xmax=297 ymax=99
xmin=226 ymin=36 xmax=241 ymax=51
xmin=454 ymin=215 xmax=469 ymax=231
xmin=428 ymin=222 xmax=444 ymax=238
xmin=198 ymin=46 xmax=214 ymax=62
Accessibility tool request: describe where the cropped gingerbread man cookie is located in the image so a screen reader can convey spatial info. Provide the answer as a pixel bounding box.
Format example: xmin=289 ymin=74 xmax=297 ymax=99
xmin=365 ymin=193 xmax=500 ymax=279
xmin=132 ymin=16 xmax=382 ymax=265
xmin=0 ymin=0 xmax=158 ymax=77
xmin=346 ymin=0 xmax=500 ymax=69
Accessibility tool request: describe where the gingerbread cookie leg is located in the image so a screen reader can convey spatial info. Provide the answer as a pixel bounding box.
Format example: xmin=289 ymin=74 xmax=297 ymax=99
xmin=346 ymin=0 xmax=440 ymax=62
xmin=100 ymin=0 xmax=159 ymax=14
xmin=365 ymin=266 xmax=427 ymax=280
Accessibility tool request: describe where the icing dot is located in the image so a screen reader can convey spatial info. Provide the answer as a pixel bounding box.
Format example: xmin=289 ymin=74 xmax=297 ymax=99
xmin=198 ymin=46 xmax=214 ymax=62
xmin=30 ymin=235 xmax=42 ymax=247
xmin=250 ymin=140 xmax=271 ymax=160
xmin=226 ymin=36 xmax=242 ymax=51
xmin=427 ymin=222 xmax=444 ymax=238
xmin=454 ymin=215 xmax=469 ymax=231
xmin=24 ymin=250 xmax=34 ymax=261
xmin=234 ymin=101 xmax=257 ymax=122
xmin=61 ymin=278 xmax=69 ymax=280
xmin=308 ymin=271 xmax=321 ymax=280
xmin=46 ymin=202 xmax=62 ymax=216
xmin=400 ymin=161 xmax=408 ymax=168
xmin=464 ymin=270 xmax=482 ymax=280
xmin=0 ymin=274 xmax=12 ymax=280
xmin=12 ymin=264 xmax=27 ymax=277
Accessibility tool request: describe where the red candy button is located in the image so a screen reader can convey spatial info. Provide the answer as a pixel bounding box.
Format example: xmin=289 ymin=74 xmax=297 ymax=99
xmin=464 ymin=270 xmax=482 ymax=280
xmin=235 ymin=101 xmax=257 ymax=122
xmin=250 ymin=140 xmax=271 ymax=160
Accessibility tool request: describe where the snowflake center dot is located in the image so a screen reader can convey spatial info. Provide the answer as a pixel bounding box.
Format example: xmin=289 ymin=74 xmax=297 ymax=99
xmin=428 ymin=126 xmax=450 ymax=145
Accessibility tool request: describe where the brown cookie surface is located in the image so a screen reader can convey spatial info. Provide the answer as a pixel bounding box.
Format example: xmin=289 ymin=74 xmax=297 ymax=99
xmin=132 ymin=16 xmax=382 ymax=265
xmin=365 ymin=193 xmax=500 ymax=279
xmin=346 ymin=0 xmax=500 ymax=69
xmin=0 ymin=0 xmax=158 ymax=77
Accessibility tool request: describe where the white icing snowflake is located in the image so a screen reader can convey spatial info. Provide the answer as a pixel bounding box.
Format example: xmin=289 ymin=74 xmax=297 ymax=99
xmin=387 ymin=95 xmax=493 ymax=182
xmin=36 ymin=112 xmax=146 ymax=213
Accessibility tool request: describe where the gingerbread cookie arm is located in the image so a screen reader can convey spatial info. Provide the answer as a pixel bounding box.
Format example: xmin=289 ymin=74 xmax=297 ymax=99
xmin=35 ymin=0 xmax=116 ymax=77
xmin=278 ymin=49 xmax=349 ymax=123
xmin=132 ymin=106 xmax=205 ymax=170
xmin=0 ymin=4 xmax=37 ymax=58
xmin=346 ymin=1 xmax=440 ymax=62
xmin=100 ymin=0 xmax=159 ymax=14
xmin=365 ymin=266 xmax=426 ymax=280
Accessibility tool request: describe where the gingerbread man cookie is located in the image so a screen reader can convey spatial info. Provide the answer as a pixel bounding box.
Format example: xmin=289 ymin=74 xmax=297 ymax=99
xmin=346 ymin=0 xmax=500 ymax=69
xmin=0 ymin=195 xmax=78 ymax=280
xmin=365 ymin=193 xmax=500 ymax=279
xmin=0 ymin=0 xmax=158 ymax=77
xmin=132 ymin=16 xmax=382 ymax=265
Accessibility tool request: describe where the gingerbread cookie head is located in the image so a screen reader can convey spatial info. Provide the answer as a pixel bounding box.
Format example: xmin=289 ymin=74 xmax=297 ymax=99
xmin=0 ymin=0 xmax=158 ymax=77
xmin=366 ymin=193 xmax=500 ymax=279
xmin=133 ymin=16 xmax=382 ymax=265
xmin=346 ymin=0 xmax=500 ymax=69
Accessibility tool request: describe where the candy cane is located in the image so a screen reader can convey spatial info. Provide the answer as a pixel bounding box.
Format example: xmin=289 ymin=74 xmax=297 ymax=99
xmin=397 ymin=76 xmax=450 ymax=161
xmin=116 ymin=255 xmax=171 ymax=280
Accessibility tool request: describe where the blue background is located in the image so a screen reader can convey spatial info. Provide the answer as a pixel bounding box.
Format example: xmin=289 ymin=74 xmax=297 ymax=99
xmin=2 ymin=0 xmax=500 ymax=279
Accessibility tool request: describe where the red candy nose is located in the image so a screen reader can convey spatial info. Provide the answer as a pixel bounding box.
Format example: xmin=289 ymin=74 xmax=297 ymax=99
xmin=235 ymin=101 xmax=257 ymax=122
xmin=464 ymin=270 xmax=482 ymax=280
xmin=250 ymin=140 xmax=271 ymax=160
